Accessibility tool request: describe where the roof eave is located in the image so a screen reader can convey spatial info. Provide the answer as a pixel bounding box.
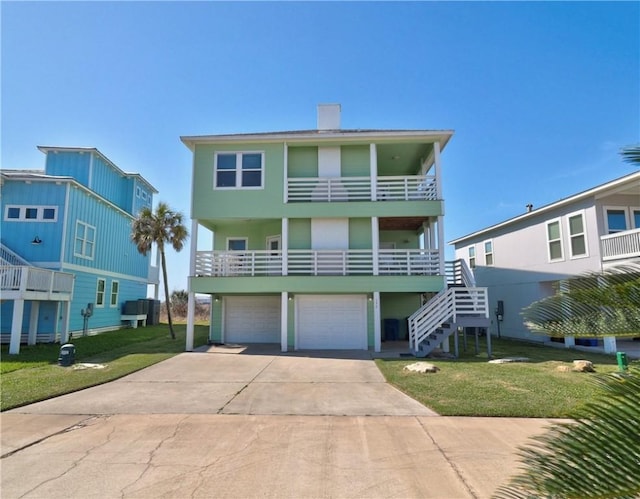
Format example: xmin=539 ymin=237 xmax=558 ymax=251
xmin=449 ymin=170 xmax=640 ymax=246
xmin=180 ymin=129 xmax=454 ymax=151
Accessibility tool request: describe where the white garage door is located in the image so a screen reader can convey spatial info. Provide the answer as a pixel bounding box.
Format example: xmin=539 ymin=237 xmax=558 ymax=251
xmin=224 ymin=296 xmax=281 ymax=344
xmin=296 ymin=295 xmax=368 ymax=349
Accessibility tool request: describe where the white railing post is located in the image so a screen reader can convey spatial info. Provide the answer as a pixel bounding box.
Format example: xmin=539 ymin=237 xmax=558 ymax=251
xmin=371 ymin=217 xmax=379 ymax=275
xmin=282 ymin=218 xmax=289 ymax=276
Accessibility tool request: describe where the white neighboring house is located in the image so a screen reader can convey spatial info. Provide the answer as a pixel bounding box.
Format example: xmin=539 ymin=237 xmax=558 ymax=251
xmin=449 ymin=171 xmax=640 ymax=353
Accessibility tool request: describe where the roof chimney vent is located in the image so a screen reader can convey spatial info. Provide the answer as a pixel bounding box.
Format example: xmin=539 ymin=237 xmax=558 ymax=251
xmin=526 ymin=204 xmax=533 ymax=213
xmin=317 ymin=103 xmax=341 ymax=130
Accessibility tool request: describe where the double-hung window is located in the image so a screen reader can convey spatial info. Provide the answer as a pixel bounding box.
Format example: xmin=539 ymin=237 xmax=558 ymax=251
xmin=567 ymin=212 xmax=588 ymax=258
xmin=468 ymin=246 xmax=476 ymax=269
xmin=96 ymin=278 xmax=106 ymax=307
xmin=546 ymin=219 xmax=564 ymax=261
xmin=484 ymin=240 xmax=494 ymax=266
xmin=110 ymin=281 xmax=119 ymax=307
xmin=214 ymin=152 xmax=264 ymax=189
xmin=75 ymin=220 xmax=96 ymax=260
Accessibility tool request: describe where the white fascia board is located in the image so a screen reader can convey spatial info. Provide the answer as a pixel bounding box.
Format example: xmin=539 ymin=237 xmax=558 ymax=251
xmin=180 ymin=130 xmax=454 ymax=151
xmin=449 ymin=170 xmax=640 ymax=246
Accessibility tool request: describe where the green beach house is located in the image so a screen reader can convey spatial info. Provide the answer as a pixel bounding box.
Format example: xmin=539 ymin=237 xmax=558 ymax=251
xmin=181 ymin=105 xmax=488 ymax=354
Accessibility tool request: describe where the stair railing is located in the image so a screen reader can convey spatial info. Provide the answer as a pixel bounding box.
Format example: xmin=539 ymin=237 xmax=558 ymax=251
xmin=408 ymin=285 xmax=489 ymax=354
xmin=445 ymin=259 xmax=476 ymax=287
xmin=0 ymin=243 xmax=32 ymax=266
xmin=408 ymin=287 xmax=455 ymax=352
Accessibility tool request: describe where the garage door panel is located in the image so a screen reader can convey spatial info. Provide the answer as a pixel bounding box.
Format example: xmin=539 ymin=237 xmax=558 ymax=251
xmin=297 ymin=295 xmax=367 ymax=350
xmin=225 ymin=296 xmax=280 ymax=344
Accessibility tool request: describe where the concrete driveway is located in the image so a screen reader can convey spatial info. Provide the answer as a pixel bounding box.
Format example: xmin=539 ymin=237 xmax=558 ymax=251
xmin=1 ymin=345 xmax=554 ymax=498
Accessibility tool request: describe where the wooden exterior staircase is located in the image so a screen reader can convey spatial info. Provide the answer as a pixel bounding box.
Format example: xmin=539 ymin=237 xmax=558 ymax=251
xmin=409 ymin=259 xmax=489 ymax=357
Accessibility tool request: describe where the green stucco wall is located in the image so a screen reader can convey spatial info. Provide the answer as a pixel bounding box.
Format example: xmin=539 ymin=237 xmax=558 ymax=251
xmin=341 ymin=145 xmax=370 ymax=177
xmin=288 ymin=146 xmax=318 ymax=177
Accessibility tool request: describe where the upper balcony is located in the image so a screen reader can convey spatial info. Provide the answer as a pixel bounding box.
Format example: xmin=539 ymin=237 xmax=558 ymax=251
xmin=1 ymin=265 xmax=74 ymax=301
xmin=286 ymin=174 xmax=437 ymax=203
xmin=194 ymin=249 xmax=441 ymax=277
xmin=601 ymin=228 xmax=640 ymax=262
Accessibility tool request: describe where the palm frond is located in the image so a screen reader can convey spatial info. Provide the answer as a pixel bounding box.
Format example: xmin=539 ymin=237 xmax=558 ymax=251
xmin=621 ymin=145 xmax=640 ymax=166
xmin=494 ymin=367 xmax=640 ymax=499
xmin=522 ymin=264 xmax=640 ymax=338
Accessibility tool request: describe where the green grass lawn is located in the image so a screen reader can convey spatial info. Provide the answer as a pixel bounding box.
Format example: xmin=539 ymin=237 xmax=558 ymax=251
xmin=1 ymin=324 xmax=209 ymax=411
xmin=376 ymin=337 xmax=638 ymax=417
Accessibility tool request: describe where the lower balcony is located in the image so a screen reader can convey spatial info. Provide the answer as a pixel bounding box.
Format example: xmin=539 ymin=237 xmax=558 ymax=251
xmin=601 ymin=228 xmax=640 ymax=262
xmin=1 ymin=265 xmax=74 ymax=300
xmin=195 ymin=249 xmax=441 ymax=277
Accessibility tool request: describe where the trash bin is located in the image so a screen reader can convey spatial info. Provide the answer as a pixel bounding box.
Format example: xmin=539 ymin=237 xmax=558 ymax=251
xmin=58 ymin=343 xmax=76 ymax=367
xmin=384 ymin=319 xmax=399 ymax=341
xmin=616 ymin=352 xmax=628 ymax=372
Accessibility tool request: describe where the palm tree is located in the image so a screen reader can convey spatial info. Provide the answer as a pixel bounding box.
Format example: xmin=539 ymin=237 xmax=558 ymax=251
xmin=621 ymin=144 xmax=640 ymax=166
xmin=496 ymin=266 xmax=640 ymax=497
xmin=131 ymin=202 xmax=188 ymax=339
xmin=522 ymin=263 xmax=640 ymax=339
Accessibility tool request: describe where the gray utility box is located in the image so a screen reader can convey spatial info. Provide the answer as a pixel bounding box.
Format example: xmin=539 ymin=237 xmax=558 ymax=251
xmin=58 ymin=343 xmax=76 ymax=366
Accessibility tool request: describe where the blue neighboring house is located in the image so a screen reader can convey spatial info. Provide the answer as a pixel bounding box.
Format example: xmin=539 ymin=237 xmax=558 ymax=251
xmin=1 ymin=146 xmax=159 ymax=354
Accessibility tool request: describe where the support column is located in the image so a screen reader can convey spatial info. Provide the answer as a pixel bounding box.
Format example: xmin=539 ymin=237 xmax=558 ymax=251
xmin=433 ymin=141 xmax=442 ymax=200
xmin=186 ymin=219 xmax=199 ymax=352
xmin=281 ymin=292 xmax=288 ymax=352
xmin=370 ymin=143 xmax=377 ymax=201
xmin=437 ymin=216 xmax=446 ymax=276
xmin=9 ymin=299 xmax=25 ymax=354
xmin=603 ymin=336 xmax=617 ymax=354
xmin=60 ymin=301 xmax=71 ymax=344
xmin=373 ymin=291 xmax=381 ymax=353
xmin=372 ymin=217 xmax=379 ymax=275
xmin=28 ymin=301 xmax=40 ymax=345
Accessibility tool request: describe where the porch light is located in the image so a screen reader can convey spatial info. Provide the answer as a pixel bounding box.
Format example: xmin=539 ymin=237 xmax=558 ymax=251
xmin=31 ymin=236 xmax=42 ymax=245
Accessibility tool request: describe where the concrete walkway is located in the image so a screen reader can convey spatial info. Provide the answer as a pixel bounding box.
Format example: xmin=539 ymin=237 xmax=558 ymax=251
xmin=1 ymin=345 xmax=554 ymax=498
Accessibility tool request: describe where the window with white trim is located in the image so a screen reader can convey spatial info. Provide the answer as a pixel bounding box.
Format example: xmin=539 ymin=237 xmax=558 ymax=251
xmin=214 ymin=152 xmax=264 ymax=189
xmin=546 ymin=219 xmax=564 ymax=261
xmin=4 ymin=205 xmax=58 ymax=222
xmin=96 ymin=278 xmax=106 ymax=307
xmin=110 ymin=280 xmax=119 ymax=307
xmin=604 ymin=206 xmax=640 ymax=233
xmin=605 ymin=207 xmax=628 ymax=234
xmin=484 ymin=240 xmax=494 ymax=266
xmin=568 ymin=212 xmax=588 ymax=258
xmin=468 ymin=246 xmax=476 ymax=269
xmin=74 ymin=220 xmax=96 ymax=259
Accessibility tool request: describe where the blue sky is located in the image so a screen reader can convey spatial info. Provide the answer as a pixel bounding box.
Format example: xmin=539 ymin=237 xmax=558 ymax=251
xmin=2 ymin=1 xmax=639 ymax=295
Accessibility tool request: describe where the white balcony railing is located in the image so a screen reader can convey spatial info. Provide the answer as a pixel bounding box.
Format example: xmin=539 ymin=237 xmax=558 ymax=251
xmin=194 ymin=249 xmax=441 ymax=277
xmin=601 ymin=228 xmax=640 ymax=261
xmin=286 ymin=175 xmax=437 ymax=202
xmin=1 ymin=266 xmax=74 ymax=297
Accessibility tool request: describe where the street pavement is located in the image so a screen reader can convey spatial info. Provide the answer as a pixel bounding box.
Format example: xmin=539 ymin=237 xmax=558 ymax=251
xmin=1 ymin=344 xmax=554 ymax=498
